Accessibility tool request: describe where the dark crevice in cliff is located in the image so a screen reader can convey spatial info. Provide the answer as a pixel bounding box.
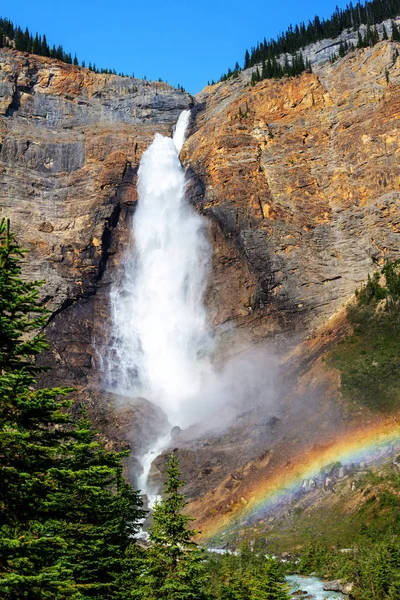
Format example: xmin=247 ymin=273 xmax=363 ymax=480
xmin=97 ymin=203 xmax=122 ymax=281
xmin=45 ymin=297 xmax=77 ymax=327
xmin=5 ymin=74 xmax=21 ymax=117
xmin=5 ymin=65 xmax=38 ymax=117
xmin=47 ymin=290 xmax=98 ymax=323
xmin=96 ymin=160 xmax=141 ymax=281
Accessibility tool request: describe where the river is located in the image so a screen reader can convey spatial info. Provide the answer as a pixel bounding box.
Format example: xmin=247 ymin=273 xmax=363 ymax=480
xmin=287 ymin=574 xmax=346 ymax=599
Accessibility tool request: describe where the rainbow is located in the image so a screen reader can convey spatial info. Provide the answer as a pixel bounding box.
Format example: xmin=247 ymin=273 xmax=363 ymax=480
xmin=201 ymin=419 xmax=400 ymax=541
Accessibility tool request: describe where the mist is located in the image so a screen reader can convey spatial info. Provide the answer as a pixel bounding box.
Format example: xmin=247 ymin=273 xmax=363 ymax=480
xmin=105 ymin=111 xmax=281 ymax=495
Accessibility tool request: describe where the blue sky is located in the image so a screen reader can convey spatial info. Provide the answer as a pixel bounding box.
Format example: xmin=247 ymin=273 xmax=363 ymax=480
xmin=5 ymin=1 xmax=348 ymax=93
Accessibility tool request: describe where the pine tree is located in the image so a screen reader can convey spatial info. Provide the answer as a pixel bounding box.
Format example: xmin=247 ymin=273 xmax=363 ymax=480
xmin=392 ymin=20 xmax=400 ymax=42
xmin=32 ymin=33 xmax=40 ymax=54
xmin=0 ymin=218 xmax=76 ymax=598
xmin=249 ymin=557 xmax=290 ymax=600
xmin=41 ymin=33 xmax=50 ymax=57
xmin=134 ymin=453 xmax=208 ymax=600
xmin=0 ymin=218 xmax=145 ymax=599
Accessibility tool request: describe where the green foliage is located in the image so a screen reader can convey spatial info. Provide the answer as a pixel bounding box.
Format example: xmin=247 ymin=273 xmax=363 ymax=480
xmin=392 ymin=19 xmax=400 ymax=41
xmin=275 ymin=467 xmax=400 ymax=600
xmin=329 ymin=260 xmax=400 ymax=412
xmin=220 ymin=0 xmax=400 ymax=83
xmin=297 ymin=533 xmax=400 ymax=600
xmin=205 ymin=545 xmax=290 ymax=600
xmin=132 ymin=453 xmax=208 ymax=600
xmin=354 ymin=271 xmax=386 ymax=305
xmin=0 ymin=16 xmax=131 ymax=76
xmin=0 ymin=218 xmax=145 ymax=599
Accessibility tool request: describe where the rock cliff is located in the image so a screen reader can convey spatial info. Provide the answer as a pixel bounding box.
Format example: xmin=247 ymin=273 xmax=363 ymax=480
xmin=1 ymin=42 xmax=399 ymax=531
xmin=0 ymin=48 xmax=191 ymax=384
xmin=176 ymin=41 xmax=400 ymax=531
xmin=184 ymin=41 xmax=400 ymax=345
xmin=0 ymin=47 xmax=191 ymax=468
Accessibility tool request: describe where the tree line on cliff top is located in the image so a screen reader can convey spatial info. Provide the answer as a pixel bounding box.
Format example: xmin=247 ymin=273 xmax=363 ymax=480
xmin=216 ymin=0 xmax=400 ymax=85
xmin=0 ymin=17 xmax=129 ymax=76
xmin=0 ymin=217 xmax=290 ymax=599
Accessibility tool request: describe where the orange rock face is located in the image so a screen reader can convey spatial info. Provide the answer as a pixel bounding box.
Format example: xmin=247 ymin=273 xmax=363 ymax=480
xmin=175 ymin=43 xmax=400 ymax=531
xmin=184 ymin=41 xmax=400 ymax=347
xmin=1 ymin=43 xmax=400 ymax=534
xmin=0 ymin=48 xmax=191 ymax=391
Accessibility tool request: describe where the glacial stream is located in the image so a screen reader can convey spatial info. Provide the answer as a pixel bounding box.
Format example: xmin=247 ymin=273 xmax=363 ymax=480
xmin=286 ymin=575 xmax=345 ymax=599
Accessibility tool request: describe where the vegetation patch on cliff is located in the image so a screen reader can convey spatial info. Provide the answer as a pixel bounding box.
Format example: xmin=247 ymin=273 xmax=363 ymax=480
xmin=329 ymin=260 xmax=400 ymax=413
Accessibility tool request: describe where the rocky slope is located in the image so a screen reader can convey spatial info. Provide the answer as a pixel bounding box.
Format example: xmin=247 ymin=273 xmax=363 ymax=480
xmin=0 ymin=47 xmax=190 ymax=466
xmin=184 ymin=41 xmax=400 ymax=344
xmin=1 ymin=42 xmax=400 ymax=531
xmin=0 ymin=46 xmax=190 ymax=341
xmin=176 ymin=41 xmax=400 ymax=533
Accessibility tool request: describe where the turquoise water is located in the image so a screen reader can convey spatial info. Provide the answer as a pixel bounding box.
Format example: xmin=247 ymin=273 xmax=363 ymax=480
xmin=286 ymin=575 xmax=345 ymax=599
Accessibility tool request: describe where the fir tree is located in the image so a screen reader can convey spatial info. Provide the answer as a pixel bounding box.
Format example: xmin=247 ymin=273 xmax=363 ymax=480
xmin=41 ymin=33 xmax=50 ymax=57
xmin=249 ymin=557 xmax=290 ymax=600
xmin=392 ymin=20 xmax=400 ymax=41
xmin=0 ymin=218 xmax=76 ymax=598
xmin=134 ymin=453 xmax=208 ymax=600
xmin=32 ymin=33 xmax=40 ymax=54
xmin=0 ymin=218 xmax=145 ymax=599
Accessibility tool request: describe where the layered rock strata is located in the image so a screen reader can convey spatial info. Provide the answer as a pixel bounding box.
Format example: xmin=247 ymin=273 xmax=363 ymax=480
xmin=1 ymin=42 xmax=400 ymax=527
xmin=0 ymin=48 xmax=191 ymax=386
xmin=184 ymin=41 xmax=400 ymax=346
xmin=0 ymin=48 xmax=190 ymax=468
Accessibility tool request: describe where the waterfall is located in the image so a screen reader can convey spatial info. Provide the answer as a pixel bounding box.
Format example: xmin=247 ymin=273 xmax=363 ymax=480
xmin=108 ymin=110 xmax=213 ymax=430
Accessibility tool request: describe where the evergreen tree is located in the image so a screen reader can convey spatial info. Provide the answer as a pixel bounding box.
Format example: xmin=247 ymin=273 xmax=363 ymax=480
xmin=218 ymin=0 xmax=400 ymax=82
xmin=134 ymin=453 xmax=208 ymax=600
xmin=32 ymin=32 xmax=40 ymax=54
xmin=41 ymin=33 xmax=50 ymax=57
xmin=14 ymin=27 xmax=24 ymax=51
xmin=0 ymin=218 xmax=145 ymax=599
xmin=392 ymin=20 xmax=400 ymax=41
xmin=249 ymin=557 xmax=290 ymax=600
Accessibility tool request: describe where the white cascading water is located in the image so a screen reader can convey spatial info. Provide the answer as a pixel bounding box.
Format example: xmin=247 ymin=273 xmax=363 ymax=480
xmin=108 ymin=110 xmax=214 ymax=498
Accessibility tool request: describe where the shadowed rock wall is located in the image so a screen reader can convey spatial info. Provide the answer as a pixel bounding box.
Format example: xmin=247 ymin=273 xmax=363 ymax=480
xmin=0 ymin=48 xmax=191 ymax=388
xmin=1 ymin=43 xmax=400 ymax=520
